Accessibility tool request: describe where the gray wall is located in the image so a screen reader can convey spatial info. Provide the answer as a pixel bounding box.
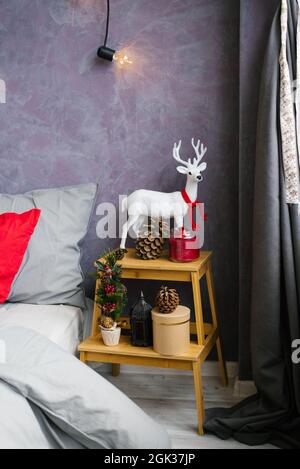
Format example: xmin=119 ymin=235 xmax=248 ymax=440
xmin=0 ymin=0 xmax=239 ymax=360
xmin=239 ymin=0 xmax=279 ymax=378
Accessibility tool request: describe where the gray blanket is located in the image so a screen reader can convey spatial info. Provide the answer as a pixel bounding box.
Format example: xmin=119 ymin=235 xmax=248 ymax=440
xmin=0 ymin=326 xmax=170 ymax=449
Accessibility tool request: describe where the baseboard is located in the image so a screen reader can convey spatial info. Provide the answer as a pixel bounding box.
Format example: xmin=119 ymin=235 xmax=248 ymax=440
xmin=201 ymin=361 xmax=238 ymax=379
xmin=93 ymin=361 xmax=257 ymax=400
xmin=233 ymin=379 xmax=257 ymax=399
xmin=92 ymin=361 xmax=238 ymax=379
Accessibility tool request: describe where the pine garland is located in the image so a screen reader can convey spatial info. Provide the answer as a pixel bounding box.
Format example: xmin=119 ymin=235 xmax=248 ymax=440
xmin=95 ymin=250 xmax=127 ymax=324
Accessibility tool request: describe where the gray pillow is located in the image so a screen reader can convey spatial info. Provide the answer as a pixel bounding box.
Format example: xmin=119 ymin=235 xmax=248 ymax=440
xmin=0 ymin=183 xmax=97 ymax=308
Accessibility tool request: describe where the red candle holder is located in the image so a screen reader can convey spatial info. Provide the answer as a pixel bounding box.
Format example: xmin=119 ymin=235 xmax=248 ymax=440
xmin=169 ymin=229 xmax=201 ymax=263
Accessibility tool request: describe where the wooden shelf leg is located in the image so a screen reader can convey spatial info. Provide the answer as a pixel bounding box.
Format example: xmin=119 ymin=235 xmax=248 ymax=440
xmin=216 ymin=337 xmax=228 ymax=386
xmin=206 ymin=261 xmax=228 ymax=387
xmin=91 ymin=278 xmax=102 ymax=338
xmin=112 ymin=364 xmax=120 ymax=377
xmin=80 ymin=352 xmax=86 ymax=364
xmin=191 ymin=272 xmax=205 ymax=346
xmin=192 ymin=362 xmax=205 ymax=436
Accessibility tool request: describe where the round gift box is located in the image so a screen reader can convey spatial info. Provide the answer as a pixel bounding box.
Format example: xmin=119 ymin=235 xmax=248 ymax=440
xmin=151 ymin=306 xmax=190 ymax=356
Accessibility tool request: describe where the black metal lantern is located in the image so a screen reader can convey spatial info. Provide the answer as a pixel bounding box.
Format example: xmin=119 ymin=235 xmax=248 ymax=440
xmin=130 ymin=292 xmax=153 ymax=347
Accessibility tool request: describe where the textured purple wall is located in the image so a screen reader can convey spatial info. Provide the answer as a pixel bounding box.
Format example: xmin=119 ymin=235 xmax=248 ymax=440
xmin=0 ymin=0 xmax=239 ymax=359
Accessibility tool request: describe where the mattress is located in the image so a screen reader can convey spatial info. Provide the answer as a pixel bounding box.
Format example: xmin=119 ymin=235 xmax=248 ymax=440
xmin=0 ymin=303 xmax=83 ymax=355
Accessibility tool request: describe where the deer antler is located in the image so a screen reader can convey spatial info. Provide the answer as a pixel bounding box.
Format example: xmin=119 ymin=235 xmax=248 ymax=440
xmin=192 ymin=138 xmax=207 ymax=166
xmin=173 ymin=141 xmax=190 ymax=167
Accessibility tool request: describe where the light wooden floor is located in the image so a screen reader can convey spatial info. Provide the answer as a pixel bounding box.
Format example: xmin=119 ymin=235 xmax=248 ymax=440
xmin=98 ymin=365 xmax=276 ymax=450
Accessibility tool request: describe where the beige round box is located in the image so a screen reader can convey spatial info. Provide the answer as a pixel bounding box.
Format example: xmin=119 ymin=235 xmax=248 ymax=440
xmin=151 ymin=306 xmax=190 ymax=356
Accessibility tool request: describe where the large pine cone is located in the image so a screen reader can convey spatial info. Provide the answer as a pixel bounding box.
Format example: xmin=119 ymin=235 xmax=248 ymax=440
xmin=155 ymin=286 xmax=180 ymax=314
xmin=135 ymin=219 xmax=168 ymax=260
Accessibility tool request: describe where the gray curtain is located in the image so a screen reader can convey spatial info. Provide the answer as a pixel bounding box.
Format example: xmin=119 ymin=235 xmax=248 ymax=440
xmin=238 ymin=0 xmax=280 ymax=381
xmin=205 ymin=0 xmax=300 ymax=448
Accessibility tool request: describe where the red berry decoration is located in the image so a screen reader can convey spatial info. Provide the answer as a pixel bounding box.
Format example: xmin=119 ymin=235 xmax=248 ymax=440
xmin=104 ymin=285 xmax=116 ymax=295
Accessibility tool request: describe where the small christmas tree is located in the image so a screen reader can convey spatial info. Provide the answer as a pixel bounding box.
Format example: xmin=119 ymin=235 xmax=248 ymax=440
xmin=95 ymin=250 xmax=127 ymax=329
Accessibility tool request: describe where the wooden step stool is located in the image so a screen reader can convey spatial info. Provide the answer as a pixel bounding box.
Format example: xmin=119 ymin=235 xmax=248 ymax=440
xmin=79 ymin=249 xmax=228 ymax=435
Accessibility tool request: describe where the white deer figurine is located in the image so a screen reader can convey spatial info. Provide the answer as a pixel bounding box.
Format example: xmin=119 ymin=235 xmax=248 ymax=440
xmin=120 ymin=138 xmax=207 ymax=250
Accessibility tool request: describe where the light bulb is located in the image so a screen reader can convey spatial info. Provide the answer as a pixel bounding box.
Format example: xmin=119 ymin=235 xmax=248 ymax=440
xmin=113 ymin=51 xmax=133 ymax=66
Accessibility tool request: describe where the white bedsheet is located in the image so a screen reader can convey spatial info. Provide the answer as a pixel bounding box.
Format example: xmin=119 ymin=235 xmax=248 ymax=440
xmin=0 ymin=303 xmax=83 ymax=355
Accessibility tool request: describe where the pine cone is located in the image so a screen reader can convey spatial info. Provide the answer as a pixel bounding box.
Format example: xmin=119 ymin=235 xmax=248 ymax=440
xmin=100 ymin=316 xmax=114 ymax=329
xmin=114 ymin=248 xmax=127 ymax=261
xmin=155 ymin=286 xmax=180 ymax=314
xmin=135 ymin=219 xmax=168 ymax=260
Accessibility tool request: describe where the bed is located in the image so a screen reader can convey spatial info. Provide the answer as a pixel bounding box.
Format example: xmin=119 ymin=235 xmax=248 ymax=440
xmin=0 ymin=303 xmax=84 ymax=356
xmin=0 ymin=184 xmax=170 ymax=449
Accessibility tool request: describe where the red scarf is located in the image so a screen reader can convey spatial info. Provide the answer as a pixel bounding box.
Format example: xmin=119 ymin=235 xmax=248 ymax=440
xmin=181 ymin=189 xmax=207 ymax=232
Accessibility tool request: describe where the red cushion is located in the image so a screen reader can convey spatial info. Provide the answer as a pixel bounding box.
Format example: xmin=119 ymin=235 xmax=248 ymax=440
xmin=0 ymin=209 xmax=41 ymax=303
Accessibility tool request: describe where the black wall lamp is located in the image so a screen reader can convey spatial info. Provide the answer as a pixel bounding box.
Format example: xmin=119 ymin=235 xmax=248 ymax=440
xmin=97 ymin=0 xmax=132 ymax=65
